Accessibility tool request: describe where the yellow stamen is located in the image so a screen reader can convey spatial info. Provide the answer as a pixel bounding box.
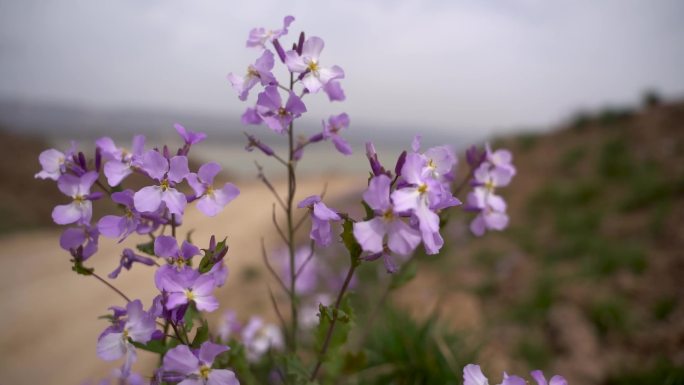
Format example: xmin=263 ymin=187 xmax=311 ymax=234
xmin=199 ymin=365 xmax=211 ymax=379
xmin=160 ymin=179 xmax=169 ymax=191
xmin=383 ymin=209 xmax=394 ymax=221
xmin=418 ymin=184 xmax=428 ymax=194
xmin=307 ymin=60 xmax=319 ymax=72
xmin=184 ymin=289 xmax=195 ymax=301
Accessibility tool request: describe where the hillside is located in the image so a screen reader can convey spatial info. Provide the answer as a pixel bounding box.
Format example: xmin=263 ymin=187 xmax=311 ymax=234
xmin=388 ymin=100 xmax=684 ymax=385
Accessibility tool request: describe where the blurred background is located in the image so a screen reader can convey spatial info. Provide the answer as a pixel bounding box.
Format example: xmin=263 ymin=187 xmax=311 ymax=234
xmin=0 ymin=1 xmax=683 ymax=384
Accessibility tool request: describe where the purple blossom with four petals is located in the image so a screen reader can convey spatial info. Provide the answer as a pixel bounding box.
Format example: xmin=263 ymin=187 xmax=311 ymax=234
xmin=96 ymin=135 xmax=146 ymax=187
xmin=227 ymin=50 xmax=277 ymax=101
xmin=156 ymin=267 xmax=219 ymax=312
xmin=60 ymin=224 xmax=99 ymax=260
xmin=52 ymin=171 xmax=100 ymax=225
xmin=246 ymin=15 xmax=294 ymax=48
xmin=96 ymin=300 xmax=157 ymax=376
xmin=321 ymin=113 xmax=352 ymax=155
xmin=133 ymin=150 xmax=189 ymax=216
xmin=98 ymin=190 xmax=155 ymax=241
xmin=175 ymin=124 xmax=208 ymax=147
xmin=187 ymin=162 xmax=240 ymax=217
xmin=162 ymin=342 xmax=238 ymax=385
xmin=243 ymin=86 xmax=307 ymax=134
xmin=35 ymin=142 xmax=77 ymax=180
xmin=353 ymin=175 xmax=421 ymax=272
xmin=285 ymin=36 xmax=344 ymax=93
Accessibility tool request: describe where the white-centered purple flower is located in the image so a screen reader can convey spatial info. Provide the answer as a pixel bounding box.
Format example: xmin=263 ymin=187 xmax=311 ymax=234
xmin=247 ymin=85 xmax=307 ymax=134
xmin=227 ymin=50 xmax=277 ymax=101
xmin=246 ymin=15 xmax=294 ymax=48
xmin=466 ymin=163 xmax=513 ymax=236
xmin=353 ymin=175 xmax=421 ymax=272
xmin=162 ymin=342 xmax=238 ymax=385
xmin=298 ymin=195 xmax=341 ymax=247
xmin=241 ymin=316 xmax=284 ymax=363
xmin=187 ymin=162 xmax=240 ymax=217
xmin=156 ymin=267 xmax=219 ymax=312
xmin=322 ymin=113 xmax=352 ymax=155
xmin=96 ymin=135 xmax=145 ymax=187
xmin=133 ymin=150 xmax=189 ymax=216
xmin=97 ymin=300 xmax=157 ymax=376
xmin=285 ymin=36 xmax=345 ymax=93
xmin=391 ymin=154 xmax=460 ymax=254
xmin=154 ymin=235 xmax=200 ymax=269
xmin=52 ymin=171 xmax=99 ymax=225
xmin=60 ymin=224 xmax=99 ymax=260
xmin=35 ymin=142 xmax=77 ymax=180
xmin=98 ymin=190 xmax=154 ymax=241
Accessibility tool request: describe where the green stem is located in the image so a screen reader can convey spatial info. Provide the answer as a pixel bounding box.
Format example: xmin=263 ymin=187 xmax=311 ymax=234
xmin=309 ymin=262 xmax=358 ymax=381
xmin=286 ymin=71 xmax=299 ymax=352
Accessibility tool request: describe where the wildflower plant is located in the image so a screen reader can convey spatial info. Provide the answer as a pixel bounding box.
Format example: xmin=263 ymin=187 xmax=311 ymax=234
xmin=33 ymin=15 xmax=561 ymax=385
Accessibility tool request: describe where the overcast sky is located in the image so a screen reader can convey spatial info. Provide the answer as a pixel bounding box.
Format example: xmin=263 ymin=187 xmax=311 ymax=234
xmin=1 ymin=0 xmax=683 ymax=136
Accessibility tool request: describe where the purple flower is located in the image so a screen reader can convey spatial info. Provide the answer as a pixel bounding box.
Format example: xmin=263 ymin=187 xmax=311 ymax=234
xmin=463 ymin=365 xmax=527 ymax=385
xmin=52 ymin=171 xmax=99 ymax=225
xmin=246 ymin=15 xmax=295 ymax=48
xmin=241 ymin=317 xmax=284 ymax=362
xmin=96 ymin=135 xmax=145 ymax=186
xmin=109 ymin=249 xmax=156 ymax=279
xmin=486 ymin=142 xmax=516 ymax=176
xmin=60 ymin=224 xmax=99 ymax=260
xmin=35 ymin=143 xmax=77 ymax=180
xmin=298 ymin=195 xmax=341 ymax=247
xmin=218 ymin=310 xmax=241 ymax=343
xmin=530 ymin=370 xmax=568 ymax=385
xmin=98 ymin=190 xmax=154 ymax=241
xmin=248 ymin=86 xmax=307 ymax=134
xmin=353 ymin=175 xmax=421 ymax=272
xmin=466 ymin=163 xmax=512 ymax=236
xmin=133 ymin=150 xmax=189 ymax=216
xmin=391 ymin=154 xmax=459 ymax=254
xmin=422 ymin=145 xmax=457 ymax=182
xmin=175 ymin=123 xmax=207 ymax=146
xmin=463 ymin=364 xmax=489 ymax=385
xmin=228 ymin=50 xmax=277 ymax=101
xmin=187 ymin=162 xmax=240 ymax=217
xmin=162 ymin=342 xmax=238 ymax=385
xmin=365 ymin=142 xmax=388 ymax=177
xmin=285 ymin=36 xmax=345 ymax=93
xmin=322 ymin=113 xmax=352 ymax=155
xmin=154 ymin=235 xmax=200 ymax=268
xmin=97 ymin=300 xmax=156 ymax=375
xmin=156 ymin=267 xmax=219 ymax=312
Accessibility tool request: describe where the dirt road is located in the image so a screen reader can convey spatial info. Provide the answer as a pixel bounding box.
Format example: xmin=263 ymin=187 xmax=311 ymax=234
xmin=0 ymin=174 xmax=364 ymax=385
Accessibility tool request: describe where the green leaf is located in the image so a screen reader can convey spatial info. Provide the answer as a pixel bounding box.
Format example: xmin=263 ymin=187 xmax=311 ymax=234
xmin=340 ymin=219 xmax=362 ymax=265
xmin=136 ymin=240 xmax=155 ymax=256
xmin=315 ymin=296 xmax=354 ymax=362
xmin=191 ymin=320 xmax=209 ymax=348
xmin=130 ymin=339 xmax=169 ymax=355
xmin=389 ymin=260 xmax=417 ymax=290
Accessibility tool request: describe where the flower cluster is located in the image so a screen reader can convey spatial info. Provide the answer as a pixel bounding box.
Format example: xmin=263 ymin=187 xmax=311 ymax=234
xmin=36 ymin=126 xmax=241 ymax=382
xmin=464 ymin=144 xmax=516 ymax=236
xmin=37 ymin=14 xmax=533 ymax=385
xmin=464 ymin=364 xmax=567 ymax=385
